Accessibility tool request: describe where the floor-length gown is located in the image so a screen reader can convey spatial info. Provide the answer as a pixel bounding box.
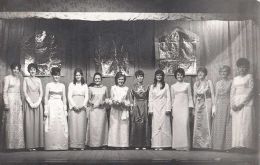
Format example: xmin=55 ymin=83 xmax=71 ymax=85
xmin=23 ymin=77 xmax=44 ymax=149
xmin=129 ymin=83 xmax=150 ymax=148
xmin=108 ymin=85 xmax=130 ymax=147
xmin=68 ymin=82 xmax=88 ymax=149
xmin=149 ymin=83 xmax=171 ymax=148
xmin=171 ymin=82 xmax=193 ymax=150
xmin=88 ymin=86 xmax=108 ymax=147
xmin=45 ymin=82 xmax=68 ymax=150
xmin=231 ymin=74 xmax=254 ymax=149
xmin=193 ymin=80 xmax=213 ymax=149
xmin=211 ymin=79 xmax=232 ymax=150
xmin=3 ymin=75 xmax=25 ymax=149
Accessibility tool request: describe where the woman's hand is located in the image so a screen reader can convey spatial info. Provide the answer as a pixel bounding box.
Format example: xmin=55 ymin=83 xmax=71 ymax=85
xmin=4 ymin=104 xmax=10 ymax=111
xmin=165 ymin=111 xmax=171 ymax=116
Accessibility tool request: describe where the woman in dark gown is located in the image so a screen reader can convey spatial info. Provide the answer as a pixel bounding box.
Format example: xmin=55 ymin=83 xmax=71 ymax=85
xmin=129 ymin=70 xmax=150 ymax=150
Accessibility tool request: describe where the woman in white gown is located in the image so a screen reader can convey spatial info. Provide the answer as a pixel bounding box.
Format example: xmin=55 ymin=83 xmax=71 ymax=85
xmin=148 ymin=69 xmax=171 ymax=150
xmin=171 ymin=68 xmax=193 ymax=151
xmin=231 ymin=58 xmax=254 ymax=152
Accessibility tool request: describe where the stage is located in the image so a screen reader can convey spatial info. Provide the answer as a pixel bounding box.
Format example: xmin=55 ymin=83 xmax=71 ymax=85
xmin=0 ymin=150 xmax=257 ymax=165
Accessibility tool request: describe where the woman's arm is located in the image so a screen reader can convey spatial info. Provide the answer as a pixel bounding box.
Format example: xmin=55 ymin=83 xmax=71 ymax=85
xmin=170 ymin=85 xmax=175 ymax=111
xmin=23 ymin=78 xmax=34 ymax=107
xmin=148 ymin=85 xmax=153 ymax=114
xmin=165 ymin=84 xmax=172 ymax=114
xmin=3 ymin=76 xmax=9 ymax=109
xmin=62 ymin=84 xmax=67 ymax=112
xmin=44 ymin=84 xmax=50 ymax=117
xmin=188 ymin=83 xmax=194 ymax=108
xmin=209 ymin=80 xmax=216 ymax=117
xmin=67 ymin=83 xmax=76 ymax=108
xmin=82 ymin=84 xmax=89 ymax=108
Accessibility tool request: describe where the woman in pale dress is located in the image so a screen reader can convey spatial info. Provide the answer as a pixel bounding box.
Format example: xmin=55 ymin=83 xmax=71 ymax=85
xmin=231 ymin=58 xmax=254 ymax=152
xmin=68 ymin=68 xmax=88 ymax=150
xmin=44 ymin=67 xmax=68 ymax=150
xmin=129 ymin=70 xmax=150 ymax=150
xmin=108 ymin=72 xmax=131 ymax=148
xmin=171 ymin=68 xmax=193 ymax=151
xmin=211 ymin=65 xmax=232 ymax=151
xmin=193 ymin=67 xmax=215 ymax=149
xmin=88 ymin=72 xmax=109 ymax=148
xmin=148 ymin=69 xmax=171 ymax=150
xmin=3 ymin=63 xmax=25 ymax=150
xmin=23 ymin=63 xmax=44 ymax=151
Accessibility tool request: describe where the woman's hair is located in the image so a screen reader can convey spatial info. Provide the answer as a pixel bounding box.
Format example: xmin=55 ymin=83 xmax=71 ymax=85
xmin=115 ymin=72 xmax=126 ymax=85
xmin=27 ymin=63 xmax=38 ymax=73
xmin=135 ymin=70 xmax=144 ymax=78
xmin=51 ymin=67 xmax=61 ymax=76
xmin=174 ymin=68 xmax=185 ymax=79
xmin=153 ymin=69 xmax=165 ymax=89
xmin=197 ymin=66 xmax=208 ymax=76
xmin=73 ymin=68 xmax=85 ymax=85
xmin=236 ymin=58 xmax=250 ymax=69
xmin=219 ymin=65 xmax=231 ymax=75
xmin=10 ymin=63 xmax=21 ymax=71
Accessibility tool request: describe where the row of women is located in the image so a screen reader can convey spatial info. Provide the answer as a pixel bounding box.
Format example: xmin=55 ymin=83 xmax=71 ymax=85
xmin=3 ymin=57 xmax=255 ymax=152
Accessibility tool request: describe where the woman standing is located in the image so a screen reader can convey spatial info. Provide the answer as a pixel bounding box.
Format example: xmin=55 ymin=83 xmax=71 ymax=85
xmin=129 ymin=70 xmax=150 ymax=150
xmin=211 ymin=65 xmax=232 ymax=151
xmin=23 ymin=63 xmax=44 ymax=151
xmin=148 ymin=69 xmax=171 ymax=150
xmin=68 ymin=68 xmax=88 ymax=150
xmin=193 ymin=67 xmax=215 ymax=149
xmin=88 ymin=72 xmax=109 ymax=148
xmin=3 ymin=63 xmax=25 ymax=150
xmin=171 ymin=68 xmax=193 ymax=151
xmin=231 ymin=58 xmax=254 ymax=151
xmin=108 ymin=72 xmax=131 ymax=148
xmin=44 ymin=67 xmax=68 ymax=150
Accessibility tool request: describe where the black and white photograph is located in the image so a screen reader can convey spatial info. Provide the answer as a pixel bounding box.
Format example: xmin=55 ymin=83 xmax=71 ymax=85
xmin=0 ymin=0 xmax=259 ymax=165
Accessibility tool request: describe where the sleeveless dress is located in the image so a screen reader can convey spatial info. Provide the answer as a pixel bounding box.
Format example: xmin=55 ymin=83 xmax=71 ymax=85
xmin=23 ymin=77 xmax=44 ymax=149
xmin=45 ymin=82 xmax=68 ymax=150
xmin=3 ymin=75 xmax=25 ymax=149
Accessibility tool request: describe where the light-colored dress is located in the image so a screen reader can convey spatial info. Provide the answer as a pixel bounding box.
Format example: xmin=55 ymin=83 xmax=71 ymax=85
xmin=193 ymin=80 xmax=213 ymax=149
xmin=231 ymin=74 xmax=254 ymax=149
xmin=88 ymin=86 xmax=108 ymax=147
xmin=68 ymin=82 xmax=88 ymax=149
xmin=108 ymin=85 xmax=130 ymax=147
xmin=129 ymin=83 xmax=150 ymax=148
xmin=212 ymin=79 xmax=232 ymax=150
xmin=171 ymin=82 xmax=193 ymax=150
xmin=3 ymin=75 xmax=25 ymax=149
xmin=45 ymin=82 xmax=68 ymax=150
xmin=149 ymin=83 xmax=171 ymax=148
xmin=23 ymin=77 xmax=44 ymax=149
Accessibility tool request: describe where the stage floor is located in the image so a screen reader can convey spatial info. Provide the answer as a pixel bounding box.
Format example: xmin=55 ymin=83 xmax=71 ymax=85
xmin=0 ymin=150 xmax=257 ymax=165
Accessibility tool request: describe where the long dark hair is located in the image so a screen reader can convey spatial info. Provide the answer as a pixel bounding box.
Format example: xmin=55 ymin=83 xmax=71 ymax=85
xmin=73 ymin=68 xmax=85 ymax=85
xmin=153 ymin=69 xmax=165 ymax=89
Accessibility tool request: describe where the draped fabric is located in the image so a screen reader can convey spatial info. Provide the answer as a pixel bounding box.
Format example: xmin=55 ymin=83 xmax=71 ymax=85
xmin=0 ymin=19 xmax=259 ymax=150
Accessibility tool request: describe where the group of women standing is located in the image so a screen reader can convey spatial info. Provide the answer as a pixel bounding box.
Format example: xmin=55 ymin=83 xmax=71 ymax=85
xmin=2 ymin=57 xmax=255 ymax=153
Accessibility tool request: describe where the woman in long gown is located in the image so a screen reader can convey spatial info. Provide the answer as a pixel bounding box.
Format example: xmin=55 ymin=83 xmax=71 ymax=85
xmin=68 ymin=68 xmax=88 ymax=150
xmin=231 ymin=58 xmax=254 ymax=151
xmin=211 ymin=65 xmax=232 ymax=151
xmin=108 ymin=72 xmax=131 ymax=148
xmin=148 ymin=69 xmax=171 ymax=150
xmin=23 ymin=63 xmax=44 ymax=151
xmin=193 ymin=67 xmax=215 ymax=149
xmin=171 ymin=68 xmax=194 ymax=151
xmin=3 ymin=63 xmax=25 ymax=150
xmin=129 ymin=70 xmax=150 ymax=150
xmin=44 ymin=67 xmax=68 ymax=150
xmin=88 ymin=72 xmax=109 ymax=148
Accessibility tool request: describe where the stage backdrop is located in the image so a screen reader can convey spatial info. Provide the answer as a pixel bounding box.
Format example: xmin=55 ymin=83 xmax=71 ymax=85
xmin=0 ymin=19 xmax=259 ymax=150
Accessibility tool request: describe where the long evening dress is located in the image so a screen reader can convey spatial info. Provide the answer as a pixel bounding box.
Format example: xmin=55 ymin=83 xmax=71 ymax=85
xmin=88 ymin=85 xmax=108 ymax=147
xmin=68 ymin=82 xmax=88 ymax=149
xmin=211 ymin=79 xmax=232 ymax=150
xmin=193 ymin=80 xmax=213 ymax=149
xmin=45 ymin=82 xmax=68 ymax=150
xmin=149 ymin=83 xmax=171 ymax=148
xmin=231 ymin=74 xmax=254 ymax=149
xmin=108 ymin=85 xmax=130 ymax=147
xmin=129 ymin=83 xmax=150 ymax=148
xmin=171 ymin=82 xmax=193 ymax=150
xmin=3 ymin=75 xmax=25 ymax=149
xmin=23 ymin=77 xmax=44 ymax=149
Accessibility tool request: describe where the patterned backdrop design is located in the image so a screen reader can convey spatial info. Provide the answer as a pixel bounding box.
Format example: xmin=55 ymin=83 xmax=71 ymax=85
xmin=21 ymin=30 xmax=64 ymax=76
